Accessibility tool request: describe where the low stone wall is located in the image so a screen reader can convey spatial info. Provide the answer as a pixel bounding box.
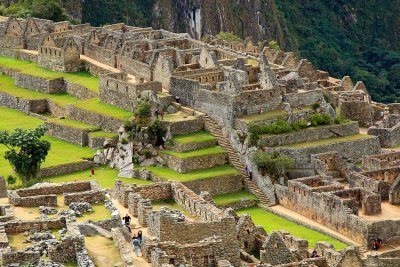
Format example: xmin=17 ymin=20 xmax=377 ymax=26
xmin=123 ymin=183 xmax=172 ymax=212
xmin=166 ymin=139 xmax=217 ymax=152
xmin=8 ymin=190 xmax=57 ymax=206
xmin=111 ymin=227 xmax=134 ymax=267
xmin=368 ymin=123 xmax=400 ymax=148
xmin=88 ymin=134 xmax=117 ymax=149
xmin=15 ymin=72 xmax=66 ymax=94
xmin=38 ymin=160 xmax=92 ymax=178
xmin=0 ymin=205 xmax=14 ymax=223
xmin=66 ymin=82 xmax=97 ymax=100
xmin=160 ymin=152 xmax=228 ymax=173
xmin=91 ymin=201 xmax=121 ymax=231
xmin=268 ymin=136 xmax=381 ymax=169
xmin=64 ymin=189 xmax=105 ymax=205
xmin=0 ymin=91 xmax=47 ymax=113
xmin=47 ymin=99 xmax=67 ymax=118
xmin=67 ymin=104 xmax=125 ymax=132
xmin=46 ymin=121 xmax=91 ymax=146
xmin=218 ymin=199 xmax=258 ymax=210
xmin=155 ymin=174 xmax=244 ymax=196
xmin=258 ymin=122 xmax=359 ymax=147
xmin=160 ymin=115 xmax=204 ymax=135
xmin=0 ymin=251 xmax=41 ymax=266
xmin=4 ymin=218 xmax=66 ymax=234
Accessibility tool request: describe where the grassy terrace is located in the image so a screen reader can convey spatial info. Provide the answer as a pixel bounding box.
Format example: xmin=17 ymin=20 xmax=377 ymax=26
xmin=161 ymin=146 xmax=225 ymax=158
xmin=163 ymin=111 xmax=196 ymax=122
xmin=46 ymin=167 xmax=152 ymax=189
xmin=237 ymin=207 xmax=347 ymax=250
xmin=145 ymin=165 xmax=239 ymax=182
xmin=237 ymin=106 xmax=312 ymax=123
xmin=0 ymin=56 xmax=99 ymax=91
xmin=72 ymin=98 xmax=133 ymax=120
xmin=0 ymin=107 xmax=94 ymax=183
xmin=278 ymin=134 xmax=372 ymax=148
xmin=213 ymin=191 xmax=258 ymax=206
xmin=0 ymin=75 xmax=79 ymax=107
xmin=88 ymin=131 xmax=118 ymax=138
xmin=47 ymin=117 xmax=100 ymax=131
xmin=172 ymin=131 xmax=216 ymax=144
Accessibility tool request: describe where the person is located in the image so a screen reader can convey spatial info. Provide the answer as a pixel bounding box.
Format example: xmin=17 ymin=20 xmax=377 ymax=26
xmin=155 ymin=110 xmax=159 ymax=119
xmin=311 ymin=250 xmax=319 ymax=258
xmin=91 ymin=167 xmax=94 ymax=176
xmin=244 ymin=166 xmax=249 ymax=176
xmin=377 ymin=238 xmax=383 ymax=249
xmin=372 ymin=239 xmax=378 ymax=250
xmin=137 ymin=230 xmax=143 ymax=244
xmin=122 ymin=214 xmax=131 ymax=232
xmin=160 ymin=110 xmax=164 ymax=120
xmin=132 ymin=235 xmax=141 ymax=257
xmin=249 ymin=171 xmax=253 ymax=181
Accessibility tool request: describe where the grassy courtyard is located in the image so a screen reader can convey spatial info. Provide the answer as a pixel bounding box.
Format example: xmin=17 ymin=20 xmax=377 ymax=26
xmin=279 ymin=134 xmax=372 ymax=148
xmin=237 ymin=207 xmax=347 ymax=250
xmin=0 ymin=107 xmax=95 ymax=184
xmin=145 ymin=165 xmax=239 ymax=182
xmin=213 ymin=191 xmax=258 ymax=206
xmin=161 ymin=146 xmax=225 ymax=158
xmin=46 ymin=167 xmax=153 ymax=189
xmin=172 ymin=131 xmax=216 ymax=144
xmin=0 ymin=75 xmax=80 ymax=107
xmin=0 ymin=56 xmax=99 ymax=91
xmin=71 ymin=98 xmax=133 ymax=120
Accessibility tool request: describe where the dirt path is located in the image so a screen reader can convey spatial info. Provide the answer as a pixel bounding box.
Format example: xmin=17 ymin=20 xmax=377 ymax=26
xmin=270 ymin=205 xmax=361 ymax=246
xmin=19 ymin=49 xmax=38 ymax=55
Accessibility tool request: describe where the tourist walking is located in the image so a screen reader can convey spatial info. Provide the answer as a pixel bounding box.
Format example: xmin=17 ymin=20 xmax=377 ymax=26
xmin=311 ymin=250 xmax=319 ymax=258
xmin=123 ymin=214 xmax=131 ymax=232
xmin=137 ymin=230 xmax=143 ymax=244
xmin=372 ymin=239 xmax=378 ymax=250
xmin=132 ymin=235 xmax=141 ymax=257
xmin=377 ymin=238 xmax=383 ymax=249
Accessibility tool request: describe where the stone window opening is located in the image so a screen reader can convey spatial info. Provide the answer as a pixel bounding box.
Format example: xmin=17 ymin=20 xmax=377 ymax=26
xmin=169 ymin=259 xmax=175 ymax=265
xmin=244 ymin=241 xmax=249 ymax=249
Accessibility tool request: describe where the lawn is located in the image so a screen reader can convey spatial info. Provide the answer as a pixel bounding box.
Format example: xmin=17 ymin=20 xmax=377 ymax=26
xmin=0 ymin=107 xmax=95 ymax=183
xmin=46 ymin=167 xmax=153 ymax=189
xmin=88 ymin=131 xmax=118 ymax=139
xmin=76 ymin=202 xmax=111 ymax=222
xmin=161 ymin=146 xmax=225 ymax=158
xmin=279 ymin=134 xmax=372 ymax=148
xmin=0 ymin=56 xmax=99 ymax=91
xmin=237 ymin=207 xmax=347 ymax=250
xmin=0 ymin=75 xmax=80 ymax=107
xmin=72 ymin=98 xmax=133 ymax=120
xmin=172 ymin=131 xmax=216 ymax=144
xmin=237 ymin=110 xmax=287 ymax=122
xmin=163 ymin=111 xmax=196 ymax=122
xmin=145 ymin=165 xmax=239 ymax=182
xmin=47 ymin=117 xmax=100 ymax=131
xmin=213 ymin=191 xmax=258 ymax=206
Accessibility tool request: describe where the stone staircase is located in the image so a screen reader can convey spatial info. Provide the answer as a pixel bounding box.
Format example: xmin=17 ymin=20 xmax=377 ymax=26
xmin=203 ymin=114 xmax=274 ymax=206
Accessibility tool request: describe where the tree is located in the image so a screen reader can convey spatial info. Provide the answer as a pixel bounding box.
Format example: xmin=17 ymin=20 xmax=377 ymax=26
xmin=253 ymin=151 xmax=294 ymax=182
xmin=6 ymin=0 xmax=68 ymax=22
xmin=0 ymin=125 xmax=51 ymax=187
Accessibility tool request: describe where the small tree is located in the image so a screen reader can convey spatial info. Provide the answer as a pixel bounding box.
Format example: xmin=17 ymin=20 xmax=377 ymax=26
xmin=0 ymin=125 xmax=51 ymax=187
xmin=253 ymin=151 xmax=294 ymax=182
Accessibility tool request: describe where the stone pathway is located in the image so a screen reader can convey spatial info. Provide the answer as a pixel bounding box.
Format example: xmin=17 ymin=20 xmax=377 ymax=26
xmin=111 ymin=197 xmax=151 ymax=267
xmin=270 ymin=205 xmax=361 ymax=246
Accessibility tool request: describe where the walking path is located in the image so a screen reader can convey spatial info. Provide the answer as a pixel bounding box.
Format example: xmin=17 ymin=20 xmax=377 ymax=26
xmin=270 ymin=205 xmax=360 ymax=246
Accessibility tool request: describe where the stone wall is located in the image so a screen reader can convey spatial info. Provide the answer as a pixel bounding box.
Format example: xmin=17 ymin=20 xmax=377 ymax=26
xmin=267 ymin=136 xmax=381 ymax=169
xmin=15 ymin=73 xmax=66 ymax=94
xmin=111 ymin=227 xmax=134 ymax=266
xmin=0 ymin=251 xmax=41 ymax=266
xmin=66 ymin=82 xmax=97 ymax=100
xmin=46 ymin=121 xmax=92 ymax=146
xmin=160 ymin=115 xmax=204 ymax=135
xmin=368 ymin=123 xmax=400 ymax=148
xmin=4 ymin=218 xmax=66 ymax=234
xmin=66 ymin=104 xmax=125 ymax=132
xmin=166 ymin=139 xmax=217 ymax=152
xmin=160 ymin=152 xmax=227 ymax=173
xmin=258 ymin=122 xmax=359 ymax=147
xmin=38 ymin=161 xmax=92 ymax=178
xmin=0 ymin=91 xmax=48 ymax=114
xmin=362 ymin=151 xmax=400 ymax=171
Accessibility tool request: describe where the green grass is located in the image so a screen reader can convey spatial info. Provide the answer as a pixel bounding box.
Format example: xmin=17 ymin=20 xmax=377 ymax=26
xmin=237 ymin=207 xmax=347 ymax=250
xmin=145 ymin=165 xmax=239 ymax=182
xmin=213 ymin=191 xmax=258 ymax=206
xmin=161 ymin=146 xmax=225 ymax=158
xmin=0 ymin=75 xmax=80 ymax=107
xmin=72 ymin=98 xmax=133 ymax=120
xmin=238 ymin=110 xmax=287 ymax=122
xmin=163 ymin=111 xmax=195 ymax=122
xmin=0 ymin=56 xmax=99 ymax=91
xmin=47 ymin=118 xmax=100 ymax=131
xmin=76 ymin=202 xmax=111 ymax=222
xmin=172 ymin=131 xmax=216 ymax=144
xmin=0 ymin=107 xmax=95 ymax=183
xmin=88 ymin=131 xmax=118 ymax=138
xmin=279 ymin=134 xmax=372 ymax=148
xmin=46 ymin=167 xmax=152 ymax=189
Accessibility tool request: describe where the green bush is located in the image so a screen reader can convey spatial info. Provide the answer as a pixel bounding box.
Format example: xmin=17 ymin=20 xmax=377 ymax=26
xmin=135 ymin=101 xmax=151 ymax=119
xmin=309 ymin=113 xmax=332 ymax=127
xmin=148 ymin=119 xmax=167 ymax=146
xmin=334 ymin=115 xmax=349 ymax=124
xmin=217 ymin=32 xmax=243 ymax=43
xmin=253 ymin=151 xmax=294 ymax=181
xmin=142 ymin=150 xmax=152 ymax=159
xmin=269 ymin=40 xmax=280 ymax=51
xmin=121 ymin=138 xmax=129 ymax=145
xmin=311 ymin=103 xmax=320 ymax=110
xmin=6 ymin=175 xmax=16 ymax=185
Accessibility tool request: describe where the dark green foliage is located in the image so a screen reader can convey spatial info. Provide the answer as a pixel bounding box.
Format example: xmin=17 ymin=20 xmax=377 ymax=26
xmin=121 ymin=138 xmax=129 ymax=145
xmin=135 ymin=101 xmax=151 ymax=120
xmin=309 ymin=113 xmax=332 ymax=127
xmin=6 ymin=175 xmax=16 ymax=185
xmin=148 ymin=119 xmax=166 ymax=146
xmin=6 ymin=0 xmax=68 ymax=21
xmin=253 ymin=151 xmax=294 ymax=181
xmin=142 ymin=150 xmax=152 ymax=159
xmin=0 ymin=125 xmax=50 ymax=187
xmin=311 ymin=103 xmax=320 ymax=110
xmin=275 ymin=0 xmax=400 ymax=103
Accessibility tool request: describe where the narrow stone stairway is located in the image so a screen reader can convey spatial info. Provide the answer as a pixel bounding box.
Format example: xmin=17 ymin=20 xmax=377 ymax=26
xmin=203 ymin=114 xmax=274 ymax=206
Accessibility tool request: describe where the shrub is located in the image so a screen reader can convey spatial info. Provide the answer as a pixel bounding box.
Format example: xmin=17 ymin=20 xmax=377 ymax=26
xmin=142 ymin=150 xmax=152 ymax=159
xmin=217 ymin=32 xmax=242 ymax=42
xmin=269 ymin=40 xmax=280 ymax=51
xmin=309 ymin=113 xmax=332 ymax=127
xmin=334 ymin=115 xmax=349 ymax=124
xmin=253 ymin=151 xmax=294 ymax=181
xmin=148 ymin=120 xmax=167 ymax=146
xmin=123 ymin=120 xmax=134 ymax=132
xmin=311 ymin=103 xmax=320 ymax=110
xmin=6 ymin=175 xmax=16 ymax=185
xmin=121 ymin=138 xmax=129 ymax=145
xmin=135 ymin=101 xmax=151 ymax=120
xmin=132 ymin=155 xmax=139 ymax=164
